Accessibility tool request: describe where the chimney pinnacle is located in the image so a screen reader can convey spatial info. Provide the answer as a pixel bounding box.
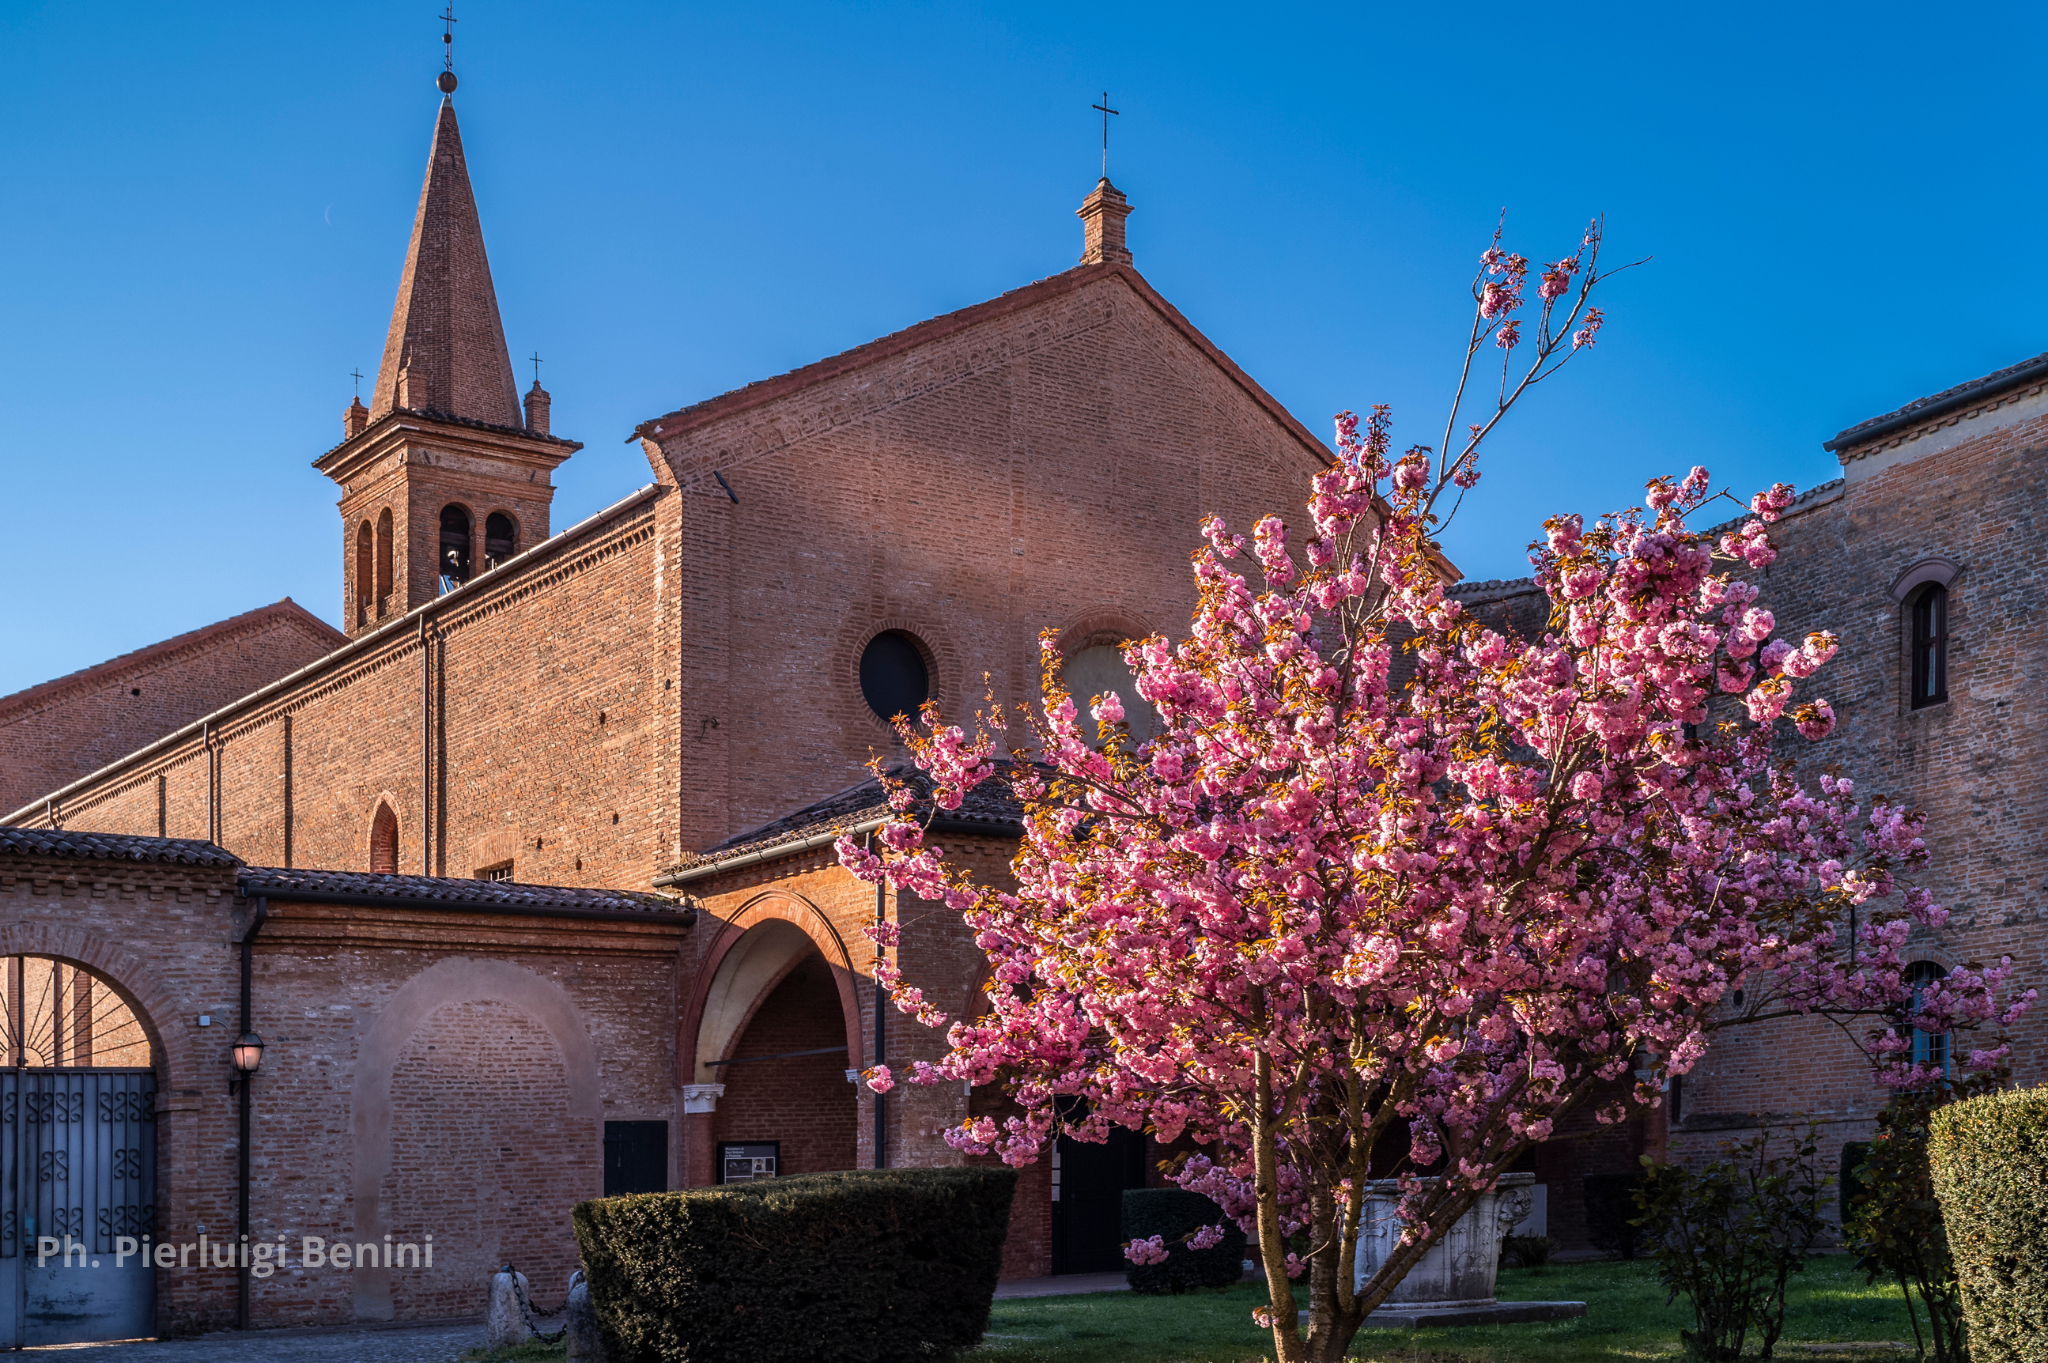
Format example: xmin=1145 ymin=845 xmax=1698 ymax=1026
xmin=1078 ymin=178 xmax=1133 ymax=266
xmin=344 ymin=396 xmax=369 ymax=440
xmin=524 ymin=380 xmax=551 ymax=437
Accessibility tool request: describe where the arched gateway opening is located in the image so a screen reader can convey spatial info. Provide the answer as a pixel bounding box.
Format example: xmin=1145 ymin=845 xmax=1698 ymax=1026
xmin=685 ymin=901 xmax=864 ymax=1185
xmin=0 ymin=956 xmax=158 ymax=1348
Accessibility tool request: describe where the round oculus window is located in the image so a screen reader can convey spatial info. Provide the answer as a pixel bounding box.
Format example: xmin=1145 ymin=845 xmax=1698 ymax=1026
xmin=860 ymin=631 xmax=931 ymax=722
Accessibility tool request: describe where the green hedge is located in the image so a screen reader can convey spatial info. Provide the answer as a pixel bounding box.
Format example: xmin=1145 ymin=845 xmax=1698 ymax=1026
xmin=1928 ymin=1088 xmax=2048 ymax=1363
xmin=572 ymin=1167 xmax=1017 ymax=1363
xmin=1121 ymin=1189 xmax=1245 ymax=1294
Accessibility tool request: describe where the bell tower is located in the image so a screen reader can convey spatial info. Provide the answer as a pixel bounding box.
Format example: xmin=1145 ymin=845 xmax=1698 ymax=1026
xmin=315 ymin=85 xmax=579 ymax=636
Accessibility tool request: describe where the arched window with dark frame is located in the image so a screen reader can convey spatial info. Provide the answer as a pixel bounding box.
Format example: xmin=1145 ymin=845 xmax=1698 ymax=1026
xmin=1906 ymin=960 xmax=1950 ymax=1076
xmin=439 ymin=505 xmax=472 ymax=594
xmin=354 ymin=521 xmax=374 ymax=625
xmin=483 ymin=512 xmax=517 ymax=571
xmin=1910 ymin=584 xmax=1948 ymax=708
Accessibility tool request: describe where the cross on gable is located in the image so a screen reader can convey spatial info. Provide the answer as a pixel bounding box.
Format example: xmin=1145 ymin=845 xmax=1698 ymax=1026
xmin=1091 ymin=92 xmax=1119 ymax=178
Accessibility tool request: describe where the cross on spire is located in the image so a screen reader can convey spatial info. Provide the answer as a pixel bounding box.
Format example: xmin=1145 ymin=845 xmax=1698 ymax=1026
xmin=436 ymin=4 xmax=459 ymax=93
xmin=1092 ymin=91 xmax=1119 ymax=178
xmin=529 ymin=352 xmax=543 ymax=385
xmin=350 ymin=367 xmax=365 ymax=396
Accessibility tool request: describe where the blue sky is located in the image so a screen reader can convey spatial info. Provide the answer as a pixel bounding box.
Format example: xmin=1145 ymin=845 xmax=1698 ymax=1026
xmin=4 ymin=1 xmax=2042 ymax=696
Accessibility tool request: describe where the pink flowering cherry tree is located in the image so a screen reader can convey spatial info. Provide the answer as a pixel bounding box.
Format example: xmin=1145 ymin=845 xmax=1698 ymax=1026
xmin=837 ymin=223 xmax=2031 ymax=1363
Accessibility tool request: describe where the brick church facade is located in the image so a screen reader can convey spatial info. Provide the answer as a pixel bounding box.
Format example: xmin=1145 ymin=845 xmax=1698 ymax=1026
xmin=2 ymin=75 xmax=2042 ymax=1342
xmin=0 ymin=83 xmax=1336 ymax=1337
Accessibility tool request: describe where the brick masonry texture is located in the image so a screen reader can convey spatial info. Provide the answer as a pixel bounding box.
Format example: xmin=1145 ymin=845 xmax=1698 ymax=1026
xmin=0 ymin=848 xmax=686 ymax=1334
xmin=0 ymin=601 xmax=343 ymax=820
xmin=710 ymin=965 xmax=857 ymax=1177
xmin=1 ymin=237 xmax=1337 ymax=1300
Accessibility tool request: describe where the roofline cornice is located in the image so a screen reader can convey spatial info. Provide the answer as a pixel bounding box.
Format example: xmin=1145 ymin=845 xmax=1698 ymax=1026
xmin=1824 ymin=353 xmax=2048 ymax=454
xmin=239 ymin=883 xmax=696 ymax=925
xmin=654 ymin=813 xmax=1022 ymax=887
xmin=314 ymin=407 xmax=581 ymax=476
xmin=2 ymin=482 xmax=664 ymax=828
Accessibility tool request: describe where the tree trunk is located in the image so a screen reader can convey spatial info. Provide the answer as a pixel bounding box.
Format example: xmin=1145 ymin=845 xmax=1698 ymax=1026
xmin=1302 ymin=1185 xmax=1368 ymax=1362
xmin=1253 ymin=1051 xmax=1305 ymax=1363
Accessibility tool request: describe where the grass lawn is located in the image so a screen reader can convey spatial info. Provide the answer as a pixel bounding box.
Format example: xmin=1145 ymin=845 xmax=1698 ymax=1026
xmin=465 ymin=1254 xmax=1924 ymax=1363
xmin=970 ymin=1256 xmax=1923 ymax=1363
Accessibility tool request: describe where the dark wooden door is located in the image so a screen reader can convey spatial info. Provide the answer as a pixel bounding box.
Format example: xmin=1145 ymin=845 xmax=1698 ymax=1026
xmin=602 ymin=1121 xmax=668 ymax=1196
xmin=1050 ymin=1124 xmax=1147 ymax=1275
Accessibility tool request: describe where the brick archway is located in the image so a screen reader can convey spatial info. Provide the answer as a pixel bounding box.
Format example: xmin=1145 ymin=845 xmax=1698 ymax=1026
xmin=679 ymin=890 xmax=863 ymax=1085
xmin=0 ymin=924 xmax=186 ymax=1087
xmin=676 ymin=891 xmax=866 ymax=1186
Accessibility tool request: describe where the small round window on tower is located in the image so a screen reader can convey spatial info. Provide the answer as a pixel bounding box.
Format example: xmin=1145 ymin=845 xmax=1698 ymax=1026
xmin=860 ymin=631 xmax=931 ymax=722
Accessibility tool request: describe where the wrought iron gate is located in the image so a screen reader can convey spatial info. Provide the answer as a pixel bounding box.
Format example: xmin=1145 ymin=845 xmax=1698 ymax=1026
xmin=0 ymin=1070 xmax=157 ymax=1346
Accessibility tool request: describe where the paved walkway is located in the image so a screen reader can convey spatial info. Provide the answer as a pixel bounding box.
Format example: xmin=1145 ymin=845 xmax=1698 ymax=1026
xmin=27 ymin=1320 xmax=485 ymax=1361
xmin=31 ymin=1277 xmax=1129 ymax=1357
xmin=993 ymin=1271 xmax=1129 ymax=1298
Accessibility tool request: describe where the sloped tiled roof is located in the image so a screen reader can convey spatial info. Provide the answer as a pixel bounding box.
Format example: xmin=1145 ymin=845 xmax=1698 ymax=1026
xmin=237 ymin=867 xmax=685 ymax=915
xmin=0 ymin=599 xmax=343 ymax=719
xmin=1825 ymin=351 xmax=2048 ymax=452
xmin=662 ymin=764 xmax=1027 ymax=881
xmin=0 ymin=827 xmax=242 ymax=867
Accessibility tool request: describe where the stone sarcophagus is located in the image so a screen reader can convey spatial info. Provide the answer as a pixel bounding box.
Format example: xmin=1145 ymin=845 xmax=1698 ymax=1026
xmin=1347 ymin=1172 xmax=1583 ymax=1328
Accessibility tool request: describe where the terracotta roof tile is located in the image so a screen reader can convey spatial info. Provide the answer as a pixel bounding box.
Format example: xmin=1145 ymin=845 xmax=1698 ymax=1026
xmin=1826 ymin=352 xmax=2048 ymax=452
xmin=662 ymin=764 xmax=1027 ymax=880
xmin=238 ymin=866 xmax=684 ymax=915
xmin=0 ymin=827 xmax=241 ymax=867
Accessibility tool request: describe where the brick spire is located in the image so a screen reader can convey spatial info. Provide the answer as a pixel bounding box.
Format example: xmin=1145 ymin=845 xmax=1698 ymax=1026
xmin=1077 ymin=178 xmax=1133 ymax=266
xmin=368 ymin=97 xmax=521 ymax=428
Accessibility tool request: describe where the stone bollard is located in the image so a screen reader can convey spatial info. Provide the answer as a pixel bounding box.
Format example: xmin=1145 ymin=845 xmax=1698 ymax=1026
xmin=485 ymin=1264 xmax=532 ymax=1352
xmin=565 ymin=1268 xmax=610 ymax=1363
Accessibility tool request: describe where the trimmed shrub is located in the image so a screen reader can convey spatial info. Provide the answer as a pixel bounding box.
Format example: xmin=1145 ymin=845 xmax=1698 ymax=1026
xmin=1121 ymin=1188 xmax=1246 ymax=1294
xmin=1584 ymin=1173 xmax=1648 ymax=1258
xmin=1928 ymin=1087 xmax=2048 ymax=1363
xmin=1843 ymin=1078 xmax=2002 ymax=1363
xmin=572 ymin=1167 xmax=1017 ymax=1363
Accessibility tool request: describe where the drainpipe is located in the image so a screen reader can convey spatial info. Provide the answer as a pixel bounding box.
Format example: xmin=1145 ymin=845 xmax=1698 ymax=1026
xmin=419 ymin=619 xmax=432 ymax=875
xmin=872 ymin=850 xmax=886 ymax=1170
xmin=235 ymin=897 xmax=268 ymax=1330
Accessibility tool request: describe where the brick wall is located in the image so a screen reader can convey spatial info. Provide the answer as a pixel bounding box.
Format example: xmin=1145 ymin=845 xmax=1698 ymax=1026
xmin=650 ymin=263 xmax=1336 ymax=855
xmin=384 ymin=999 xmax=591 ymax=1318
xmin=36 ymin=492 xmax=670 ymax=894
xmin=0 ymin=602 xmax=343 ymax=820
xmin=0 ymin=850 xmax=686 ymax=1333
xmin=1677 ymin=406 xmax=2048 ymax=1162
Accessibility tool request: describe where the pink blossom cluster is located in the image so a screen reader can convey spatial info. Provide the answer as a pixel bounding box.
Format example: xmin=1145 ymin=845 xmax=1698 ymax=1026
xmin=1123 ymin=1235 xmax=1170 ymax=1266
xmin=836 ymin=265 xmax=2029 ymax=1361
